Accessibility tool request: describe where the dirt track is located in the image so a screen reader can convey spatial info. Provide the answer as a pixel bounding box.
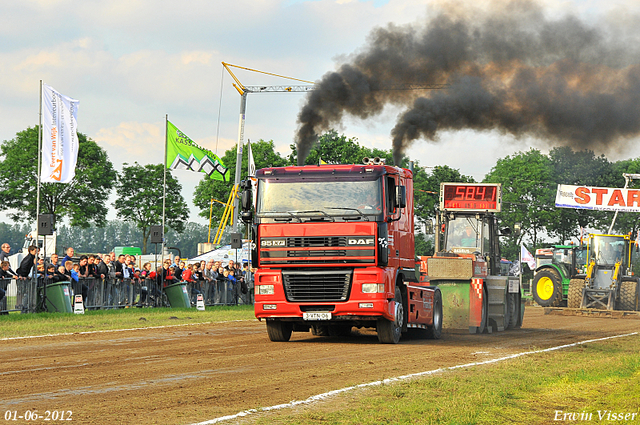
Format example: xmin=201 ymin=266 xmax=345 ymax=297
xmin=1 ymin=307 xmax=639 ymax=425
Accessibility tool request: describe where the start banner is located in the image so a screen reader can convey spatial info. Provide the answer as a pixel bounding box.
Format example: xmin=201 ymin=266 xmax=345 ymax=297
xmin=555 ymin=184 xmax=640 ymax=212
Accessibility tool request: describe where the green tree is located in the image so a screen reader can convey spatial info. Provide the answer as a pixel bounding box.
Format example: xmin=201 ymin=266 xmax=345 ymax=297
xmin=0 ymin=222 xmax=31 ymax=254
xmin=484 ymin=149 xmax=556 ymax=258
xmin=288 ymin=130 xmax=393 ymax=165
xmin=165 ymin=222 xmax=210 ymax=258
xmin=413 ymin=165 xmax=475 ymax=227
xmin=193 ymin=139 xmax=288 ymax=228
xmin=114 ymin=163 xmax=188 ymax=253
xmin=414 ymin=231 xmax=434 ymax=257
xmin=0 ymin=126 xmax=117 ymax=226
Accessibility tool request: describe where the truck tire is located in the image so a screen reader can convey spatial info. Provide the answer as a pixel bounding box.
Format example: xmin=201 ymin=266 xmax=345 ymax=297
xmin=567 ymin=278 xmax=584 ymax=309
xmin=377 ymin=287 xmax=404 ymax=344
xmin=618 ymin=279 xmax=639 ymax=311
xmin=532 ymin=269 xmax=563 ymax=307
xmin=425 ymin=289 xmax=443 ymax=339
xmin=266 ymin=320 xmax=293 ymax=342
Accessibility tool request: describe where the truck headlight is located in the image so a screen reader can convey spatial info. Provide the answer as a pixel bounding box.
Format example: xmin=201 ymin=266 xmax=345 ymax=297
xmin=362 ymin=283 xmax=385 ymax=293
xmin=258 ymin=284 xmax=275 ymax=295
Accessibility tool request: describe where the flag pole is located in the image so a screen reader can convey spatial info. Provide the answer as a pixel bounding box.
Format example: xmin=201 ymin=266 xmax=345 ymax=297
xmin=519 ymin=243 xmax=524 ymax=296
xmin=231 ymin=92 xmax=247 ymax=233
xmin=162 ymin=114 xmax=168 ymax=265
xmin=36 ymin=80 xmax=43 ymax=235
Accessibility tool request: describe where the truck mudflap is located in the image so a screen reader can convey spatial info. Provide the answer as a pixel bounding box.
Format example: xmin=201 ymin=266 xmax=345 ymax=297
xmin=405 ymin=284 xmax=437 ymax=329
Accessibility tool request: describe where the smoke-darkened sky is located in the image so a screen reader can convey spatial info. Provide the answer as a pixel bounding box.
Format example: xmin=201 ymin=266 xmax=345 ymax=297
xmin=296 ymin=0 xmax=640 ymax=165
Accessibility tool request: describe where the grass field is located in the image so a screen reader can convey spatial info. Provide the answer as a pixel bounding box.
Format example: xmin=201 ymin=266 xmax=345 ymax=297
xmin=250 ymin=335 xmax=640 ymax=425
xmin=0 ymin=305 xmax=255 ymax=339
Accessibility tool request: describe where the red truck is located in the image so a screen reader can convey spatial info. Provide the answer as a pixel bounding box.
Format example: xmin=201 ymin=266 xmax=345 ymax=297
xmin=240 ymin=159 xmax=442 ymax=343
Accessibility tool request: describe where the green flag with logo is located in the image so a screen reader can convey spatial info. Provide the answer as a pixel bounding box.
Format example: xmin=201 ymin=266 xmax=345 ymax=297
xmin=166 ymin=120 xmax=228 ymax=182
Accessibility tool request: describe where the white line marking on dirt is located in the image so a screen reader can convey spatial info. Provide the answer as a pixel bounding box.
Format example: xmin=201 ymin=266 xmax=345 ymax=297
xmin=191 ymin=331 xmax=639 ymax=425
xmin=0 ymin=320 xmax=252 ymax=341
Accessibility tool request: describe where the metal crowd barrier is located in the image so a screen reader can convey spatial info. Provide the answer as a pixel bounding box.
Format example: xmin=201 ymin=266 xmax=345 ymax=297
xmin=0 ymin=276 xmax=254 ymax=314
xmin=1 ymin=277 xmax=38 ymax=314
xmin=183 ymin=277 xmax=253 ymax=306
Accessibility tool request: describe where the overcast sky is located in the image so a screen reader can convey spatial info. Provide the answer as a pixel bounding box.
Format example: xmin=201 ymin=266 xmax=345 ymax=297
xmin=1 ymin=0 xmax=639 ymax=228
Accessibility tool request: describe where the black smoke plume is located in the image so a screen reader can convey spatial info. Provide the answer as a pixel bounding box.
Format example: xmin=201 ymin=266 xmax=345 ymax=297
xmin=295 ymin=1 xmax=640 ymax=165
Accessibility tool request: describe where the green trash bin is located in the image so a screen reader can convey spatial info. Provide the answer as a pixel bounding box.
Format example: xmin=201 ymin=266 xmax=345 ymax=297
xmin=164 ymin=282 xmax=191 ymax=308
xmin=38 ymin=281 xmax=73 ymax=313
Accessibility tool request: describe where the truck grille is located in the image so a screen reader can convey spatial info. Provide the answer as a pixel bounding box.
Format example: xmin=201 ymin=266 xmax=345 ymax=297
xmin=288 ymin=237 xmax=346 ymax=247
xmin=282 ymin=270 xmax=352 ymax=302
xmin=260 ymin=236 xmax=375 ymax=266
xmin=287 ymin=250 xmax=347 ymax=257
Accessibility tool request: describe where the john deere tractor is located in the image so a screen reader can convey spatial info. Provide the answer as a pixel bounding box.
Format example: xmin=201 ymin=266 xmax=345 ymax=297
xmin=532 ymin=245 xmax=586 ymax=307
xmin=567 ymin=234 xmax=640 ymax=311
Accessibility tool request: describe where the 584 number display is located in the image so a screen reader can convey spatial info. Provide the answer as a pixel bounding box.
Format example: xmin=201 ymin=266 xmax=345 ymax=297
xmin=4 ymin=411 xmax=72 ymax=421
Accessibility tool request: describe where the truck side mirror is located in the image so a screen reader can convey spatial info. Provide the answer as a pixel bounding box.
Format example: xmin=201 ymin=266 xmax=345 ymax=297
xmin=241 ymin=210 xmax=253 ymax=224
xmin=396 ymin=186 xmax=406 ymax=209
xmin=240 ymin=180 xmax=252 ymax=211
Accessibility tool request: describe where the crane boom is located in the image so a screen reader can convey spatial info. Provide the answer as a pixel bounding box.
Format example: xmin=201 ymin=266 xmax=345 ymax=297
xmin=243 ymin=85 xmax=314 ymax=93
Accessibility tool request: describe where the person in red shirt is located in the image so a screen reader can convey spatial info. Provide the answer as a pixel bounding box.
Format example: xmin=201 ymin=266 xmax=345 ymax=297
xmin=181 ymin=264 xmax=195 ymax=283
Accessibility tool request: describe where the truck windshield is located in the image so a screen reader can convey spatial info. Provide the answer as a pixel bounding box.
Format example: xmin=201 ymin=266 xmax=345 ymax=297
xmin=256 ymin=179 xmax=382 ymax=218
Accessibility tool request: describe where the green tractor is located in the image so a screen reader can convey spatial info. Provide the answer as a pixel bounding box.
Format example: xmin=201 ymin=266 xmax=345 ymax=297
xmin=567 ymin=233 xmax=640 ymax=311
xmin=532 ymin=245 xmax=587 ymax=307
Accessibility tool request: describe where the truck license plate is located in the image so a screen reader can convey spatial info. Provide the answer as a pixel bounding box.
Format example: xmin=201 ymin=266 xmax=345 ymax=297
xmin=303 ymin=312 xmax=332 ymax=321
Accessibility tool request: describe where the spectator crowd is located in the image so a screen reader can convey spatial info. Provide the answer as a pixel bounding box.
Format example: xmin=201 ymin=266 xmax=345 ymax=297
xmin=0 ymin=242 xmax=254 ymax=311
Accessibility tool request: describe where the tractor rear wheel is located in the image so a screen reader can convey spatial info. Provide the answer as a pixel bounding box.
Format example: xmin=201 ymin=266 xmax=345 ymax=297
xmin=567 ymin=278 xmax=584 ymax=309
xmin=618 ymin=279 xmax=639 ymax=311
xmin=532 ymin=269 xmax=563 ymax=307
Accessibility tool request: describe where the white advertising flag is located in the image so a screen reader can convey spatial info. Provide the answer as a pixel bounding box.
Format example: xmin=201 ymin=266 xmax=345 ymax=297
xmin=247 ymin=141 xmax=257 ymax=207
xmin=521 ymin=244 xmax=536 ymax=270
xmin=41 ymin=83 xmax=79 ymax=183
xmin=247 ymin=140 xmax=256 ymax=178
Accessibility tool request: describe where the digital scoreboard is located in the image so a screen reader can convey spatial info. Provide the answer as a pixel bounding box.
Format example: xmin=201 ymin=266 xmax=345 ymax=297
xmin=440 ymin=183 xmax=502 ymax=212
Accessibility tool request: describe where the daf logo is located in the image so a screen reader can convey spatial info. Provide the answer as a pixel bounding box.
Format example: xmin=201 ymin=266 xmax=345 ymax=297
xmin=348 ymin=238 xmax=374 ymax=246
xmin=261 ymin=239 xmax=285 ymax=247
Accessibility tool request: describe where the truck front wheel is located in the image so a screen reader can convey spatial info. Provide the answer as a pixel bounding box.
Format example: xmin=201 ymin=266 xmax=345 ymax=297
xmin=266 ymin=319 xmax=293 ymax=342
xmin=377 ymin=287 xmax=404 ymax=344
